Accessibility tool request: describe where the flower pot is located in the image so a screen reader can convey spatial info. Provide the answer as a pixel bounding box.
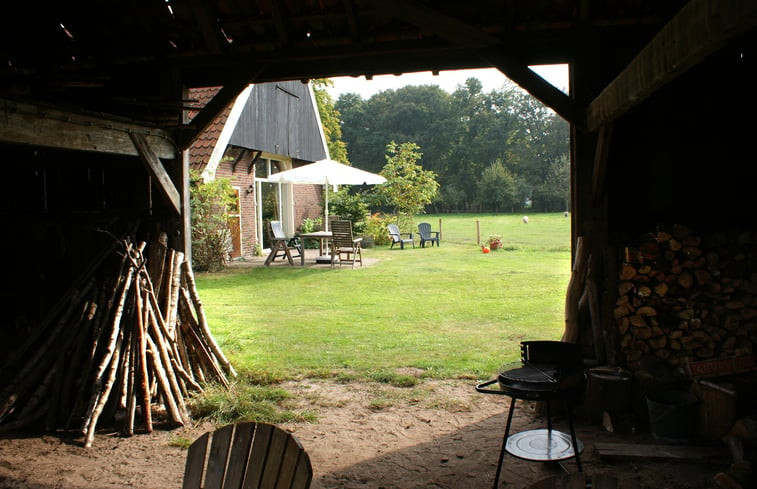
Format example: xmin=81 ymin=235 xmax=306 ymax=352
xmin=490 ymin=242 xmax=501 ymax=250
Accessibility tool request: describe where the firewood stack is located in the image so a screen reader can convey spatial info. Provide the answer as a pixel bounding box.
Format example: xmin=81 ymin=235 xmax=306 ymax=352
xmin=0 ymin=234 xmax=236 ymax=447
xmin=615 ymin=224 xmax=757 ymax=369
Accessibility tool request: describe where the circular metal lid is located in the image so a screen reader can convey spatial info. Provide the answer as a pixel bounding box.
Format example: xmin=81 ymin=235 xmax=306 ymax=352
xmin=505 ymin=429 xmax=584 ymax=462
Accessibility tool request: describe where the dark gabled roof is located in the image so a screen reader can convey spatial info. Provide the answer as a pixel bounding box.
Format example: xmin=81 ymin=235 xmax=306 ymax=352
xmin=188 ymin=80 xmax=327 ymax=173
xmin=228 ymin=81 xmax=327 ymax=162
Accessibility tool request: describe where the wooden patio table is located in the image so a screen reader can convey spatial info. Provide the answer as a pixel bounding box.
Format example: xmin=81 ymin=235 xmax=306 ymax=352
xmin=298 ymin=231 xmax=333 ymax=265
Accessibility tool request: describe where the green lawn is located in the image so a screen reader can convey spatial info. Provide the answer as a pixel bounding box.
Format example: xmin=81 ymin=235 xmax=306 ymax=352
xmin=195 ymin=212 xmax=572 ymax=382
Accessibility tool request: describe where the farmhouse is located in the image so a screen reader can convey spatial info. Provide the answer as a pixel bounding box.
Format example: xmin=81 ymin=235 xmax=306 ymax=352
xmin=188 ymin=81 xmax=328 ymax=258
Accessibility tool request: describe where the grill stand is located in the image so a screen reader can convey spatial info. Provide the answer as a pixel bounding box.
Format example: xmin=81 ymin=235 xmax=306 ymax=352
xmin=476 ymin=379 xmax=583 ymax=488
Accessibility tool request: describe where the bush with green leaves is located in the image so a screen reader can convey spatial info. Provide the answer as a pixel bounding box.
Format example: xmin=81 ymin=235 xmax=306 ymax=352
xmin=298 ymin=217 xmax=323 ymax=249
xmin=363 ymin=213 xmax=392 ymax=245
xmin=190 ymin=170 xmax=236 ymax=272
xmin=328 ymin=187 xmax=369 ymax=235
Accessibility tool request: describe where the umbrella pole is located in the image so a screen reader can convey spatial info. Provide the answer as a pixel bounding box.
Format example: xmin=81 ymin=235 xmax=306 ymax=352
xmin=324 ymin=184 xmax=329 ymax=232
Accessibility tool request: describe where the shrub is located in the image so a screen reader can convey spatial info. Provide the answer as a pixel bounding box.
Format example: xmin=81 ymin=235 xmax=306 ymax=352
xmin=363 ymin=213 xmax=391 ymax=246
xmin=190 ymin=171 xmax=236 ymax=272
xmin=328 ymin=187 xmax=369 ymax=234
xmin=299 ymin=217 xmax=323 ymax=249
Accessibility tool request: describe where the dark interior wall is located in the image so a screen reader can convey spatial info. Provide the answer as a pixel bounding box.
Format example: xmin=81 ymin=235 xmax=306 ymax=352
xmin=0 ymin=143 xmax=181 ymax=351
xmin=606 ymin=34 xmax=757 ymax=239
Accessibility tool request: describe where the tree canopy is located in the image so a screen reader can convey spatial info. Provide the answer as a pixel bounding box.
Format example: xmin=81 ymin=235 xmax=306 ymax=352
xmin=334 ymin=78 xmax=570 ymax=213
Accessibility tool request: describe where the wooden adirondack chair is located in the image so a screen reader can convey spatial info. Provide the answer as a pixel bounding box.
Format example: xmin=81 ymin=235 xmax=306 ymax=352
xmin=329 ymin=220 xmax=363 ymax=268
xmin=264 ymin=220 xmax=303 ymax=266
xmin=182 ymin=422 xmax=312 ymax=489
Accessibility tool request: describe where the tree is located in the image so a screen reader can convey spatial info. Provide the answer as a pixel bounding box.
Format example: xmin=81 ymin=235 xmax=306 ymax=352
xmin=477 ymin=160 xmax=518 ymax=212
xmin=376 ymin=141 xmax=439 ymax=223
xmin=311 ymin=79 xmax=349 ymax=163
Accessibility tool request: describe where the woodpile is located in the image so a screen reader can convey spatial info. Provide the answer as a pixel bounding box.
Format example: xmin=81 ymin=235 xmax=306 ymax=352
xmin=0 ymin=234 xmax=235 ymax=447
xmin=614 ymin=224 xmax=757 ymax=369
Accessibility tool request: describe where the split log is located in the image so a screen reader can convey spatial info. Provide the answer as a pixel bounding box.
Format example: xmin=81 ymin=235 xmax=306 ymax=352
xmin=563 ymin=236 xmax=588 ymax=343
xmin=614 ymin=225 xmax=757 ymax=369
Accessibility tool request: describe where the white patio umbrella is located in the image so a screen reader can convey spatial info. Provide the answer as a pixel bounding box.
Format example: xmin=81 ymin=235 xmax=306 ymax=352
xmin=267 ymin=159 xmax=386 ymax=231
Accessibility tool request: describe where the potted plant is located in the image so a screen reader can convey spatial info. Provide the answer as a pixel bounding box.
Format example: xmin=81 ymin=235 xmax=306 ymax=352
xmin=486 ymin=234 xmax=503 ymax=250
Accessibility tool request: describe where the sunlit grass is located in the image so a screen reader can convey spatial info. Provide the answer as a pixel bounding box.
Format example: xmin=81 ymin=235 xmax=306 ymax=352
xmin=196 ymin=213 xmax=571 ymax=382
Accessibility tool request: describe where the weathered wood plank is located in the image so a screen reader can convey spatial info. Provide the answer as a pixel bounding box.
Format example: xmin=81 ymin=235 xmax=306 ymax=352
xmin=594 ymin=442 xmax=728 ymax=462
xmin=130 ymin=133 xmax=182 ymax=215
xmin=587 ymin=0 xmax=757 ymax=131
xmin=0 ymin=98 xmax=176 ymax=158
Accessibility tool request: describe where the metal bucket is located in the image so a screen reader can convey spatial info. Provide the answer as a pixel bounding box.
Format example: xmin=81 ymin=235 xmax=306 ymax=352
xmin=646 ymin=390 xmax=699 ymax=443
xmin=588 ymin=366 xmax=632 ymax=412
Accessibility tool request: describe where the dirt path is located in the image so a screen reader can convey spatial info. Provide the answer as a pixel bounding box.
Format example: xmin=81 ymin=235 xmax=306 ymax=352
xmin=0 ymin=379 xmax=724 ymax=489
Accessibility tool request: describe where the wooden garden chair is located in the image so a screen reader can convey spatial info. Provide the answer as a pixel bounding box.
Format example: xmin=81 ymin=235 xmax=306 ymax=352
xmin=182 ymin=422 xmax=312 ymax=489
xmin=329 ymin=219 xmax=363 ymax=268
xmin=264 ymin=220 xmax=303 ymax=266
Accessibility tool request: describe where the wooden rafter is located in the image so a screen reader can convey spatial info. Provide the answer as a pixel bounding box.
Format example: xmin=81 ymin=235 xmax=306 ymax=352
xmin=342 ymin=0 xmax=360 ymax=41
xmin=270 ymin=0 xmax=290 ymax=47
xmin=484 ymin=50 xmax=585 ymax=128
xmin=247 ymin=151 xmax=263 ymax=175
xmin=188 ymin=0 xmax=224 ymax=54
xmin=368 ymin=0 xmax=500 ymax=47
xmin=130 ymin=133 xmax=181 ymax=215
xmin=587 ymin=0 xmax=757 ymax=132
xmin=230 ymin=148 xmax=247 ymax=173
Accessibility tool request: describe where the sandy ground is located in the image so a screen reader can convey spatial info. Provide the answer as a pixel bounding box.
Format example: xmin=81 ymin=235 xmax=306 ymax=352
xmin=0 ymin=379 xmax=730 ymax=489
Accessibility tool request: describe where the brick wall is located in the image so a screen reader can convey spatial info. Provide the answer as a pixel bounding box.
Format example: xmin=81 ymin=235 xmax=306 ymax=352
xmin=214 ymin=151 xmax=258 ymax=258
xmin=293 ymin=184 xmax=323 ymax=232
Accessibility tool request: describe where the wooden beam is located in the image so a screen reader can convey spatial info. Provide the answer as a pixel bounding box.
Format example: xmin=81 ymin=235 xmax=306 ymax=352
xmin=483 ymin=50 xmax=585 ymax=128
xmin=0 ymin=98 xmax=176 ymax=158
xmin=130 ymin=133 xmax=182 ymax=215
xmin=591 ymin=123 xmax=613 ymax=205
xmin=189 ymin=0 xmax=224 ymax=54
xmin=271 ymin=0 xmax=290 ymax=47
xmin=342 ymin=0 xmax=360 ymax=41
xmin=368 ymin=0 xmax=499 ymax=47
xmin=587 ymin=0 xmax=757 ymax=132
xmin=230 ymin=148 xmax=247 ymax=173
xmin=247 ymin=151 xmax=262 ymax=175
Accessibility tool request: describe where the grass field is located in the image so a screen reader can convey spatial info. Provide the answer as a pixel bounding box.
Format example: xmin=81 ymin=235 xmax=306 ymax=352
xmin=195 ymin=213 xmax=572 ymax=384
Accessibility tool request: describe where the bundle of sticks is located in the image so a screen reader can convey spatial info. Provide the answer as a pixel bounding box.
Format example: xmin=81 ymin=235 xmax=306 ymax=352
xmin=0 ymin=234 xmax=235 ymax=447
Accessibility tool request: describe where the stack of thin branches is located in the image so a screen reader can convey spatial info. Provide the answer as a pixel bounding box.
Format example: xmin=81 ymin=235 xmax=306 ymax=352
xmin=0 ymin=234 xmax=235 ymax=447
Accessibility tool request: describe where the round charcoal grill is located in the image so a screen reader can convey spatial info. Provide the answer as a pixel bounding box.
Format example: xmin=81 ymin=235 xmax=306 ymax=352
xmin=475 ymin=341 xmax=586 ymax=489
xmin=497 ymin=364 xmax=557 ymax=393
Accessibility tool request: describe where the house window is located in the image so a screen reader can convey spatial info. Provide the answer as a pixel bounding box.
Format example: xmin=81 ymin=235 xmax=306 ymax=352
xmin=254 ymin=158 xmax=283 ymax=178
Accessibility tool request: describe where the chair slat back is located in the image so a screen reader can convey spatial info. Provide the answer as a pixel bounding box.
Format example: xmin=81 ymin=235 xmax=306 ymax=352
xmin=417 ymin=222 xmax=432 ymax=238
xmin=330 ymin=220 xmax=355 ymax=248
xmin=387 ymin=223 xmax=400 ymax=240
xmin=182 ymin=422 xmax=312 ymax=489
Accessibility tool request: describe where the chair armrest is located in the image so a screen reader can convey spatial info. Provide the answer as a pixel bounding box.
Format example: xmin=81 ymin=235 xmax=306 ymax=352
xmin=401 ymin=232 xmax=413 ymax=238
xmin=353 ymin=237 xmax=363 ymax=244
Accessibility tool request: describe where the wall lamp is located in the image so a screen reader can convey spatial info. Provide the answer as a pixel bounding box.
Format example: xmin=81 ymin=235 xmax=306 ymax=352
xmin=245 ymin=184 xmax=254 ymax=196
